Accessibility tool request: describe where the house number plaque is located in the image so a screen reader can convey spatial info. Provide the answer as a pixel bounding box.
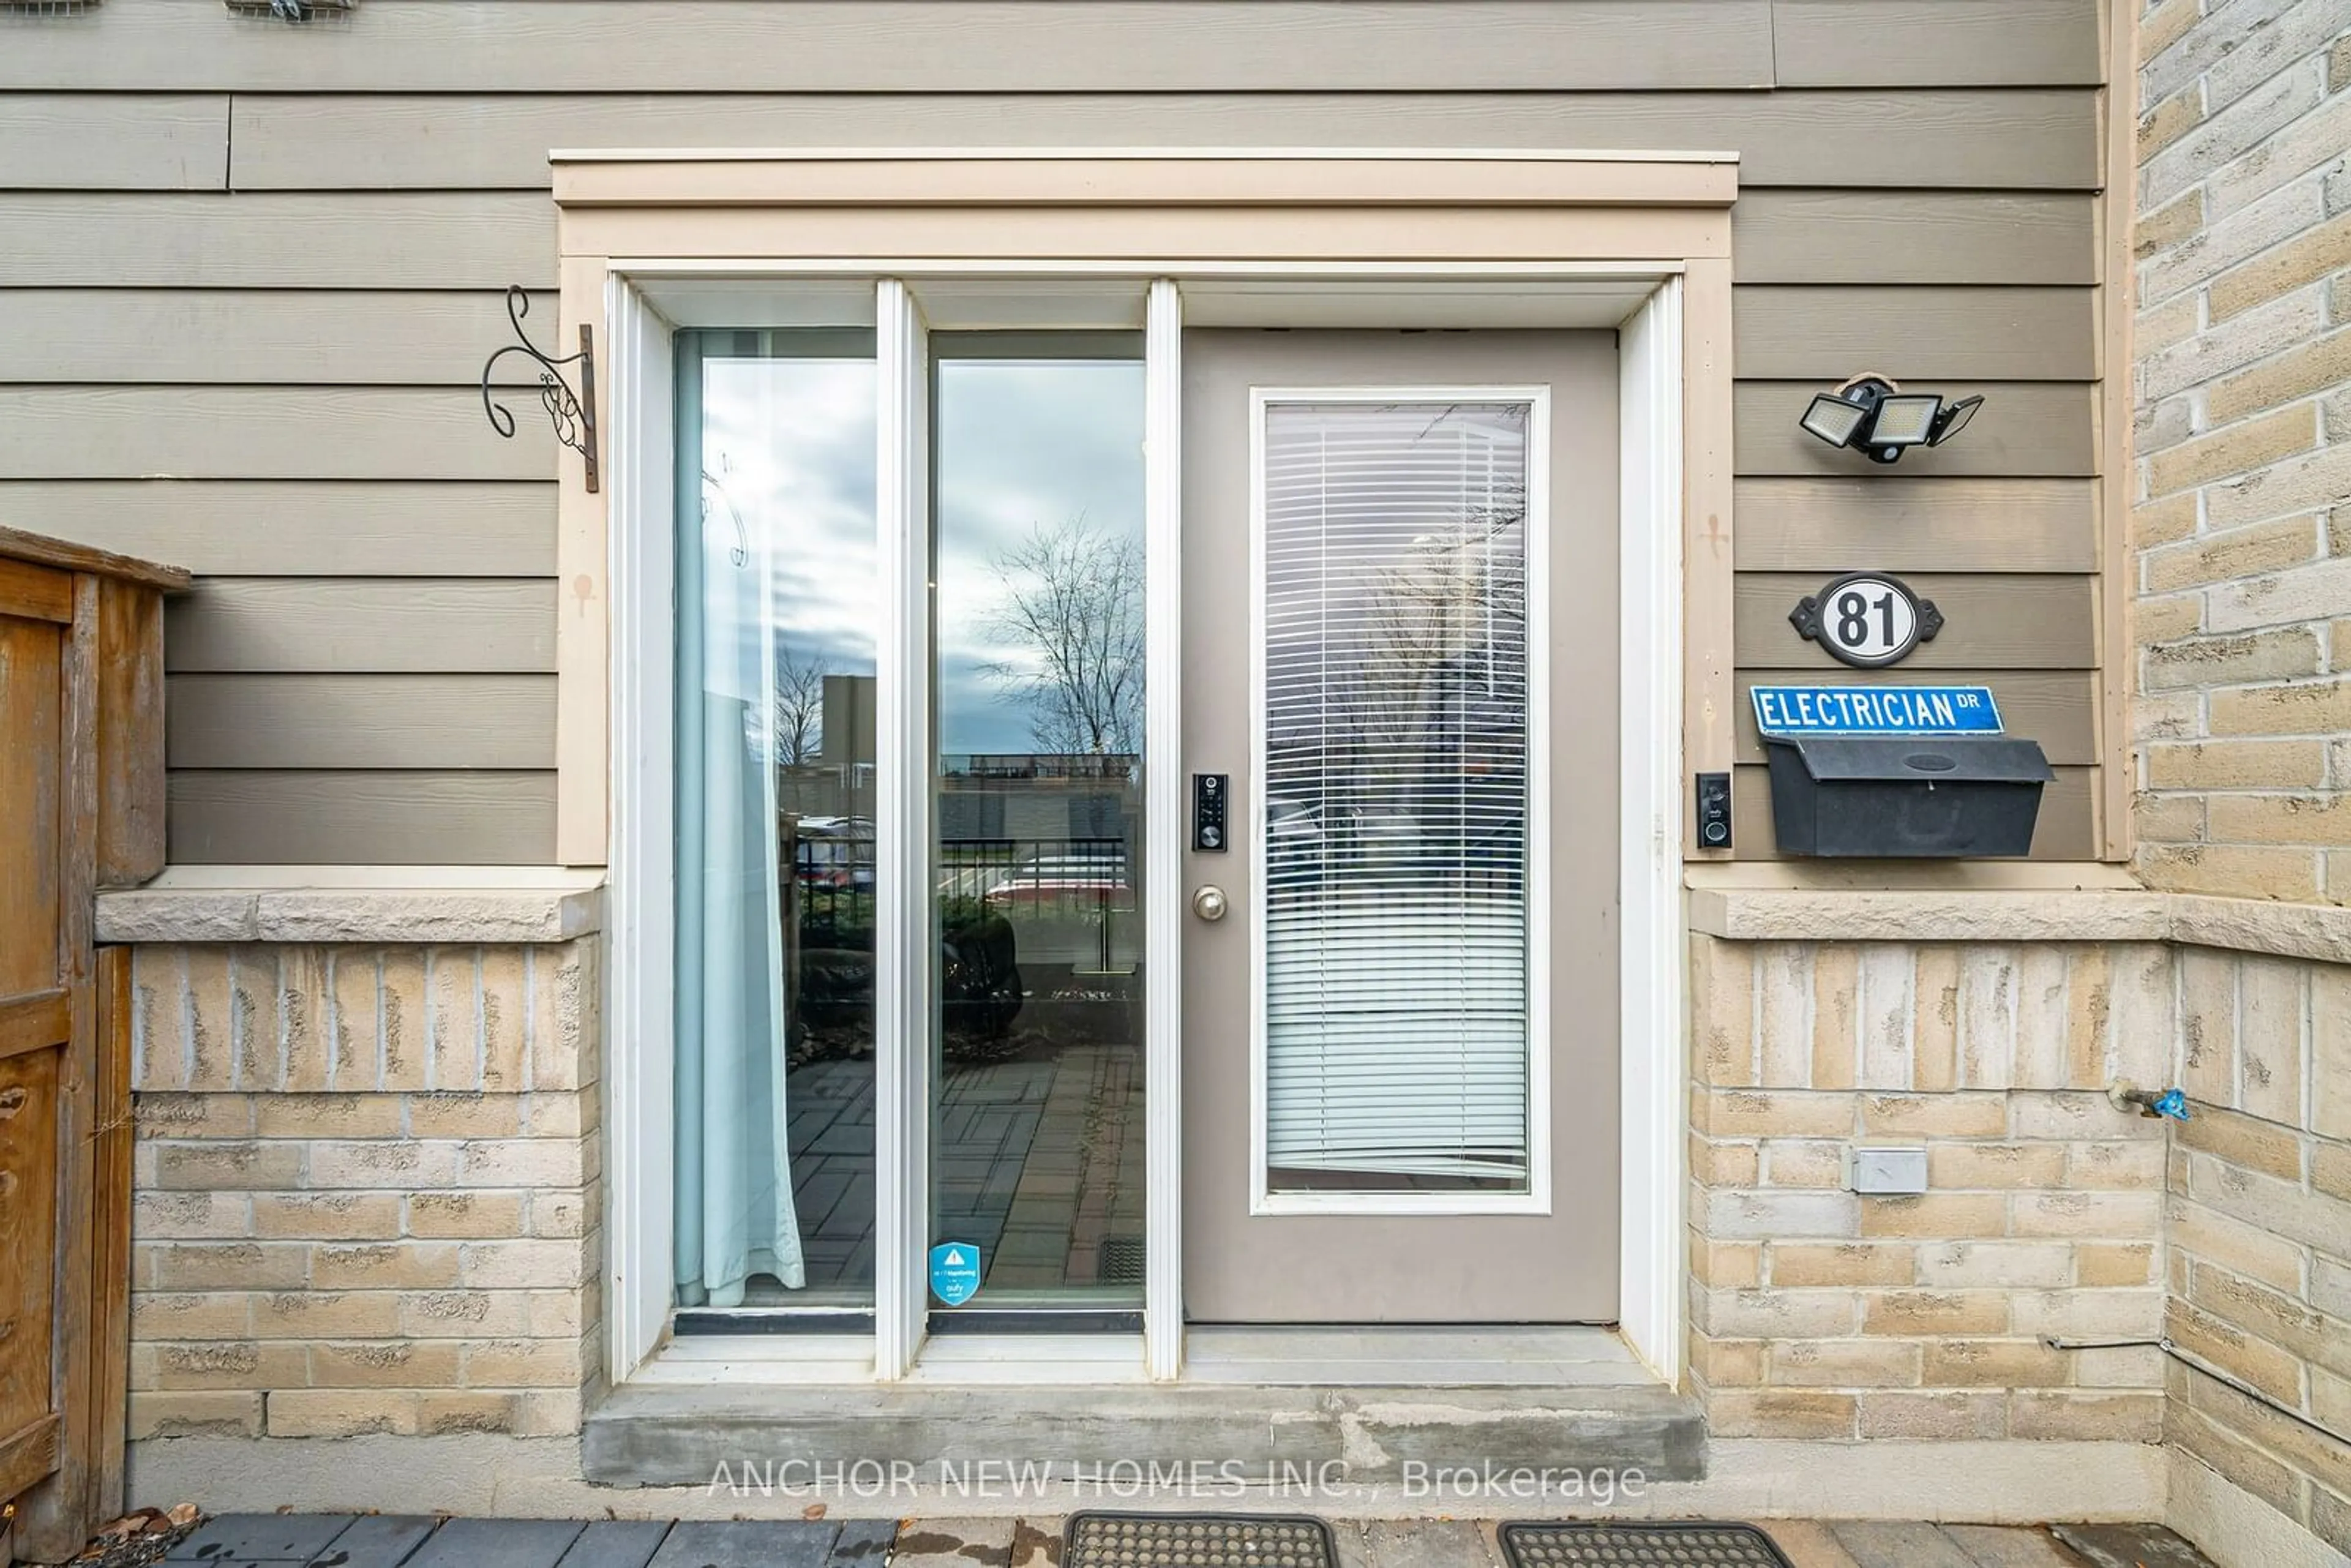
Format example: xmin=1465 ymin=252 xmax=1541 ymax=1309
xmin=1790 ymin=572 xmax=1944 ymax=669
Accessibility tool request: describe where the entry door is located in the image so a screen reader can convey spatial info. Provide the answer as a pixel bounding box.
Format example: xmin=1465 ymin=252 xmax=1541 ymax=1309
xmin=1180 ymin=331 xmax=1621 ymax=1324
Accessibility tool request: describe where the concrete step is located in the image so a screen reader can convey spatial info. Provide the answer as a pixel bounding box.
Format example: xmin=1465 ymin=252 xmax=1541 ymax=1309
xmin=583 ymin=1379 xmax=1705 ymax=1490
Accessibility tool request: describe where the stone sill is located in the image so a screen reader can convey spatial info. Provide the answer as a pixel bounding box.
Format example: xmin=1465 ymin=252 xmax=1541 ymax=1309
xmin=96 ymin=866 xmax=607 ymax=945
xmin=92 ymin=865 xmax=2351 ymax=964
xmin=1690 ymin=868 xmax=2351 ymax=965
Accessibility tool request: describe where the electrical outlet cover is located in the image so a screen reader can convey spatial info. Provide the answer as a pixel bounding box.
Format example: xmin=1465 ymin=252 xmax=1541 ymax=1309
xmin=1847 ymin=1146 xmax=1929 ymax=1195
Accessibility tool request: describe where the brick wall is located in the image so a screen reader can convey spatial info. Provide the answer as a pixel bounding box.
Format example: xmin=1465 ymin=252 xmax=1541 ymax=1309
xmin=2132 ymin=0 xmax=2351 ymax=903
xmin=2162 ymin=945 xmax=2351 ymax=1546
xmin=1686 ymin=937 xmax=2174 ymax=1444
xmin=125 ymin=940 xmax=603 ymax=1443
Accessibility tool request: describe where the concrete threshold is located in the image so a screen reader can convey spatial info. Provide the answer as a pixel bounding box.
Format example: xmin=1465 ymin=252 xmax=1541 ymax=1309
xmin=582 ymin=1379 xmax=1705 ymax=1488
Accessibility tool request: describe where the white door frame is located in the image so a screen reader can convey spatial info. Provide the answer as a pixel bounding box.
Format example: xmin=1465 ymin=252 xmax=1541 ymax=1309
xmin=601 ymin=264 xmax=1687 ymax=1389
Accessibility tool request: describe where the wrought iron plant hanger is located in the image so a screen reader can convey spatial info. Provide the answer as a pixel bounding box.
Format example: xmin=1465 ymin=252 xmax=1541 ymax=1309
xmin=481 ymin=285 xmax=599 ymax=492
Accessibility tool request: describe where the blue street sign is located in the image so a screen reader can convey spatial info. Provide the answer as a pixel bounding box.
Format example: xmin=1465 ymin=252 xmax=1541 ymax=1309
xmin=1751 ymin=684 xmax=2004 ymax=736
xmin=929 ymin=1242 xmax=981 ymax=1307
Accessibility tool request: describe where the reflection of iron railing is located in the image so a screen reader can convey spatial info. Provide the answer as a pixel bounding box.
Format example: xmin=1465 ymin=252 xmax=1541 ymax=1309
xmin=942 ymin=754 xmax=1138 ymax=781
xmin=789 ymin=833 xmax=1137 ymax=973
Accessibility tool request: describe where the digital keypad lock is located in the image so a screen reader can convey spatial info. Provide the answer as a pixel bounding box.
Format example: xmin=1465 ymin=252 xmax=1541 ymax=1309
xmin=1193 ymin=773 xmax=1231 ymax=852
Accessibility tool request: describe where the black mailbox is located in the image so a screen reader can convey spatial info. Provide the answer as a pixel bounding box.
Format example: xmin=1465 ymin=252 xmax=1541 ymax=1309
xmin=1761 ymin=735 xmax=2055 ymax=857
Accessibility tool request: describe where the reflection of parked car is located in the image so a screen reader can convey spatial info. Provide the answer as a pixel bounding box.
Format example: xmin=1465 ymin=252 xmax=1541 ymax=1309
xmin=1265 ymin=796 xmax=1324 ymax=886
xmin=1264 ymin=793 xmax=1526 ymax=890
xmin=982 ymin=850 xmax=1131 ymax=909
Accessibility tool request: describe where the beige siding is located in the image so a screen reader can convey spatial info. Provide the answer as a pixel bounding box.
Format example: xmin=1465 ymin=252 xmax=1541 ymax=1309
xmin=0 ymin=94 xmax=228 ymax=190
xmin=1731 ymin=479 xmax=2101 ymax=572
xmin=2 ymin=1 xmax=1781 ymax=91
xmin=222 ymin=92 xmax=2101 ymax=192
xmin=0 ymin=0 xmax=2110 ymax=865
xmin=0 ymin=484 xmax=552 ymax=578
xmin=0 ymin=291 xmax=555 ymax=384
xmin=166 ymin=675 xmax=556 ymax=769
xmin=1734 ymin=193 xmax=2098 ymax=283
xmin=1769 ymin=0 xmax=2101 ymax=86
xmin=0 ymin=195 xmax=554 ymax=287
xmin=166 ymin=771 xmax=557 ymax=865
xmin=163 ymin=582 xmax=555 ymax=673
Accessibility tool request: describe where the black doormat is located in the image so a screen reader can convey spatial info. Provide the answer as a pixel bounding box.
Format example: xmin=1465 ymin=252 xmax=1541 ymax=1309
xmin=1499 ymin=1521 xmax=1797 ymax=1568
xmin=1064 ymin=1513 xmax=1336 ymax=1568
xmin=1098 ymin=1234 xmax=1147 ymax=1284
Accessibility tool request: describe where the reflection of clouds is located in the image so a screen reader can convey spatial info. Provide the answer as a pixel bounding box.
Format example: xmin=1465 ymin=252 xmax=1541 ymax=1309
xmin=937 ymin=359 xmax=1144 ymax=755
xmin=701 ymin=359 xmax=879 ymax=684
xmin=688 ymin=353 xmax=1146 ymax=757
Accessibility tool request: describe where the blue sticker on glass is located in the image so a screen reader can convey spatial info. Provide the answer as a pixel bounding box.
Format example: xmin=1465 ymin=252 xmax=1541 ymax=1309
xmin=1751 ymin=683 xmax=2003 ymax=737
xmin=929 ymin=1242 xmax=981 ymax=1307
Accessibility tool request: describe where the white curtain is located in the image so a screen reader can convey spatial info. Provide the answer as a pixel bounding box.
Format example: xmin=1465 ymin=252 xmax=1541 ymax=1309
xmin=1260 ymin=401 xmax=1534 ymax=1183
xmin=675 ymin=447 xmax=806 ymax=1306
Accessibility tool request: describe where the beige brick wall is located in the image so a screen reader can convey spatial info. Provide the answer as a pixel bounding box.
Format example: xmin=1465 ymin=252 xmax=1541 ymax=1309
xmin=2161 ymin=945 xmax=2351 ymax=1547
xmin=1689 ymin=928 xmax=2351 ymax=1543
xmin=1687 ymin=937 xmax=2175 ymax=1444
xmin=2132 ymin=0 xmax=2351 ymax=904
xmin=126 ymin=940 xmax=604 ymax=1443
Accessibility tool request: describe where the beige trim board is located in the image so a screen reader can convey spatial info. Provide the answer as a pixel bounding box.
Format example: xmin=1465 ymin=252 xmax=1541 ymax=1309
xmin=563 ymin=208 xmax=1731 ymax=265
xmin=552 ymin=146 xmax=1744 ymax=163
xmin=2095 ymin=0 xmax=2138 ymax=861
xmin=553 ymin=152 xmax=1738 ymax=209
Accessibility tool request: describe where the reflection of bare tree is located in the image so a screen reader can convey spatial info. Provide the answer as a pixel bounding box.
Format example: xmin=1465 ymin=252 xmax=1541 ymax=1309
xmin=1284 ymin=477 xmax=1528 ymax=880
xmin=981 ymin=516 xmax=1145 ymax=756
xmin=1352 ymin=491 xmax=1528 ymax=747
xmin=771 ymin=649 xmax=829 ymax=766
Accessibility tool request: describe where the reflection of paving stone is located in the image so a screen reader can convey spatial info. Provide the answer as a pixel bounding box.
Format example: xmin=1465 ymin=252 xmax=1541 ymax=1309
xmin=770 ymin=1007 xmax=1146 ymax=1299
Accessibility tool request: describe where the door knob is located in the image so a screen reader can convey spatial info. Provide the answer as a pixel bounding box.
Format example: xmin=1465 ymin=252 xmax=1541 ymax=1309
xmin=1191 ymin=885 xmax=1229 ymax=923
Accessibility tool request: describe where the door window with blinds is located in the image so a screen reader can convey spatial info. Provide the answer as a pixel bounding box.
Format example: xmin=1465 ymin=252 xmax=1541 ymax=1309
xmin=1251 ymin=390 xmax=1550 ymax=1212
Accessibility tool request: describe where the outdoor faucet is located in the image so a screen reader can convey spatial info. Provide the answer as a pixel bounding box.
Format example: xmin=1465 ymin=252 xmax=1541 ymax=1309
xmin=2107 ymin=1079 xmax=2191 ymax=1122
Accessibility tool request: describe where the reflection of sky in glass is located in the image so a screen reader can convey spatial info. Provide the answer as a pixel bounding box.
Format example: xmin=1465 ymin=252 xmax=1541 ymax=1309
xmin=936 ymin=359 xmax=1145 ymax=756
xmin=699 ymin=359 xmax=877 ymax=699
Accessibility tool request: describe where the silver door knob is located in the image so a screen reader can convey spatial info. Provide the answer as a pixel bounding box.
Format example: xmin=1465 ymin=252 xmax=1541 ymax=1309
xmin=1191 ymin=885 xmax=1229 ymax=923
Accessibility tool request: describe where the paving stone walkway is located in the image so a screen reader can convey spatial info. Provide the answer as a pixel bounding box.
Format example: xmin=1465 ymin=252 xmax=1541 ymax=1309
xmin=888 ymin=1517 xmax=2211 ymax=1568
xmin=157 ymin=1514 xmax=2212 ymax=1568
xmin=161 ymin=1515 xmax=892 ymax=1568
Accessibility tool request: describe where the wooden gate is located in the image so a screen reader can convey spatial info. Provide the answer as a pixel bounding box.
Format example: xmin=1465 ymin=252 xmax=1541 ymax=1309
xmin=0 ymin=529 xmax=182 ymax=1564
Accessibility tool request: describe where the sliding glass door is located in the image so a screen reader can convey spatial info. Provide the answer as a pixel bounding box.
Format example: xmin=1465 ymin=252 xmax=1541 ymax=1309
xmin=669 ymin=319 xmax=1151 ymax=1329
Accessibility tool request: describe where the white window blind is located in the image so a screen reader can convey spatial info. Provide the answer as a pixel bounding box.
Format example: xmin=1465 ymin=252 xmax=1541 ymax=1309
xmin=1259 ymin=400 xmax=1534 ymax=1187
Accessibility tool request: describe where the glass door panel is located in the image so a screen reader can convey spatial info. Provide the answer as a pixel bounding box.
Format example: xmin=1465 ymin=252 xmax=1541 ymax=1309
xmin=674 ymin=329 xmax=879 ymax=1310
xmin=1258 ymin=398 xmax=1536 ymax=1198
xmin=930 ymin=336 xmax=1148 ymax=1308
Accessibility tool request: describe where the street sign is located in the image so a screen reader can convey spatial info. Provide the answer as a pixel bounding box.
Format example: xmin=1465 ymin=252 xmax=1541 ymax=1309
xmin=1751 ymin=684 xmax=2004 ymax=736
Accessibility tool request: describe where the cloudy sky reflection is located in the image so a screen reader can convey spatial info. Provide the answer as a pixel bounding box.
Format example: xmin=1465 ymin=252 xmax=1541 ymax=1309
xmin=694 ymin=353 xmax=1144 ymax=756
xmin=937 ymin=358 xmax=1144 ymax=756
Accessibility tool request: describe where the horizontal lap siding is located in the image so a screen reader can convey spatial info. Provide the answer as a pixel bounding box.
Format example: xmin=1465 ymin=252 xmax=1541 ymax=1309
xmin=0 ymin=0 xmax=2105 ymax=865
